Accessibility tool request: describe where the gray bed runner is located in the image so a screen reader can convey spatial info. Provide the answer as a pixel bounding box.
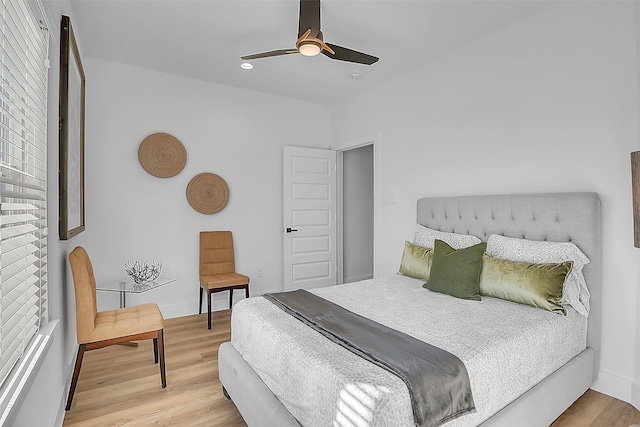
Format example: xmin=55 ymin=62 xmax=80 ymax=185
xmin=263 ymin=289 xmax=475 ymax=427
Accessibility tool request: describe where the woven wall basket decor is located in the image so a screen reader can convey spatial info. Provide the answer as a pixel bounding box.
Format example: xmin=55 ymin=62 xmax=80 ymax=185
xmin=186 ymin=173 xmax=229 ymax=214
xmin=138 ymin=133 xmax=187 ymax=178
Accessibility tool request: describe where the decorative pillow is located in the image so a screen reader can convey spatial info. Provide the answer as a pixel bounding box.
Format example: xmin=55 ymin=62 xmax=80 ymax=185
xmin=479 ymin=255 xmax=573 ymax=314
xmin=486 ymin=234 xmax=590 ymax=316
xmin=398 ymin=241 xmax=433 ymax=281
xmin=424 ymin=239 xmax=486 ymax=300
xmin=414 ymin=224 xmax=482 ymax=250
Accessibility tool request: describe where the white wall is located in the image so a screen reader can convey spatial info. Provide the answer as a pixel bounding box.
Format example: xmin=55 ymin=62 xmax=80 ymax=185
xmin=332 ymin=1 xmax=639 ymax=404
xmin=81 ymin=58 xmax=331 ymax=317
xmin=343 ymin=145 xmax=374 ymax=283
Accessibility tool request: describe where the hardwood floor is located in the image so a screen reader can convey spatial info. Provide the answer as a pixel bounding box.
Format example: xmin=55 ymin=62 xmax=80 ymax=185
xmin=552 ymin=389 xmax=640 ymax=427
xmin=63 ymin=311 xmax=245 ymax=427
xmin=63 ymin=310 xmax=640 ymax=427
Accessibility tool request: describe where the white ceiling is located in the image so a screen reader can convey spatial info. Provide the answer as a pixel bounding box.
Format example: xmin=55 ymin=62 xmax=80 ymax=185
xmin=69 ymin=0 xmax=553 ymax=105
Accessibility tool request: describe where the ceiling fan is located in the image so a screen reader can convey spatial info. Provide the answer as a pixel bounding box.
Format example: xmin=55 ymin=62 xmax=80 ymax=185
xmin=241 ymin=0 xmax=379 ymax=65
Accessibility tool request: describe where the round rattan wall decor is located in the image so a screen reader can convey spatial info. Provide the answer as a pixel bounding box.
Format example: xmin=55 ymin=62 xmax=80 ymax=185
xmin=138 ymin=133 xmax=187 ymax=178
xmin=186 ymin=173 xmax=229 ymax=214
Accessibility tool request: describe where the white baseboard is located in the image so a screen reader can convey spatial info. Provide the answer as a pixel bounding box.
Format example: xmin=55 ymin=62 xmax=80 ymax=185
xmin=592 ymin=369 xmax=634 ymax=403
xmin=344 ymin=275 xmax=374 ymax=284
xmin=632 ymin=380 xmax=640 ymax=411
xmin=160 ymin=301 xmax=200 ymax=319
xmin=249 ymin=287 xmax=285 ymax=296
xmin=160 ymin=289 xmax=260 ymax=319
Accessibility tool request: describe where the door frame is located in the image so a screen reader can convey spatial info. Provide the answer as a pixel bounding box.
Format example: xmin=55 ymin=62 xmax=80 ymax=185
xmin=333 ymin=132 xmax=381 ymax=283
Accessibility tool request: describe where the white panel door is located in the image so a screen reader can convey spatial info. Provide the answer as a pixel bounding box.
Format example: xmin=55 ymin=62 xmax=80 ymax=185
xmin=283 ymin=146 xmax=337 ymax=291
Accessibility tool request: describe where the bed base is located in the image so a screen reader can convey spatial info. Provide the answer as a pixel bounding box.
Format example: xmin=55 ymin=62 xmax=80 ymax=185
xmin=219 ymin=342 xmax=300 ymax=427
xmin=218 ymin=341 xmax=594 ymax=427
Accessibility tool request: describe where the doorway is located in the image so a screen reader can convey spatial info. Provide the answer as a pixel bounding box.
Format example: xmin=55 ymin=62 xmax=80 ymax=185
xmin=340 ymin=145 xmax=374 ymax=283
xmin=282 ymin=134 xmax=379 ymax=290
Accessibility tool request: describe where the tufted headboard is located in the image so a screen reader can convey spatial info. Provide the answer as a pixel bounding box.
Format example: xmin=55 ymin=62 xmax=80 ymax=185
xmin=416 ymin=192 xmax=602 ymax=376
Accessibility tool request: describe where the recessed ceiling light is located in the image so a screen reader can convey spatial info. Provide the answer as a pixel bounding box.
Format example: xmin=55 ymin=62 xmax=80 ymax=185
xmin=241 ymin=62 xmax=253 ymax=70
xmin=349 ymin=72 xmax=363 ymax=80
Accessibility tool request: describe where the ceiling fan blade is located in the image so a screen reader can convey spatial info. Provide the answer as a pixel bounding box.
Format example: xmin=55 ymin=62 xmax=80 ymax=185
xmin=322 ymin=43 xmax=379 ymax=65
xmin=298 ymin=0 xmax=320 ymax=39
xmin=241 ymin=49 xmax=299 ymax=60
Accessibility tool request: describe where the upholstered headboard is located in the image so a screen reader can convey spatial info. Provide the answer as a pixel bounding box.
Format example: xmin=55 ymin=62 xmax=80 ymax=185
xmin=416 ymin=192 xmax=602 ymax=376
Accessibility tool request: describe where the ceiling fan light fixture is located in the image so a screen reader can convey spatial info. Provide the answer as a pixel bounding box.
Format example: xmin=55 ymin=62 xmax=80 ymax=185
xmin=299 ymin=41 xmax=321 ymax=57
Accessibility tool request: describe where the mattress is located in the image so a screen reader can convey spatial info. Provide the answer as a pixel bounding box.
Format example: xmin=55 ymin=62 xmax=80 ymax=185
xmin=231 ymin=275 xmax=587 ymax=427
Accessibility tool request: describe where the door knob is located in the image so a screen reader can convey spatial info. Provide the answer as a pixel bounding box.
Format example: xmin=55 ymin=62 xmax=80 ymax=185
xmin=285 ymin=227 xmax=298 ymax=233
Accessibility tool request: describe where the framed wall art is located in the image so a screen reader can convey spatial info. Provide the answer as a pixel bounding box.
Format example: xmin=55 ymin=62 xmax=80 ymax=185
xmin=59 ymin=15 xmax=85 ymax=240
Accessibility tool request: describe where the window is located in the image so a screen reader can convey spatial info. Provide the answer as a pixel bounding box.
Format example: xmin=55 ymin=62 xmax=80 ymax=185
xmin=0 ymin=0 xmax=49 ymax=386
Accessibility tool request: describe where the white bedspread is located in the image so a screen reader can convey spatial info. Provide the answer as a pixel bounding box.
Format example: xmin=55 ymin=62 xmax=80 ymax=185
xmin=231 ymin=276 xmax=587 ymax=427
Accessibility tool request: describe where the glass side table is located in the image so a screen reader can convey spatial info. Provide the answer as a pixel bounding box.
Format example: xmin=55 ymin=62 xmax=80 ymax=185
xmin=96 ymin=277 xmax=177 ymax=347
xmin=96 ymin=277 xmax=177 ymax=308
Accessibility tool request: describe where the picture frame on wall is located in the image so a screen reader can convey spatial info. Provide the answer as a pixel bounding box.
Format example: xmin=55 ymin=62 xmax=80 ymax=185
xmin=59 ymin=15 xmax=85 ymax=240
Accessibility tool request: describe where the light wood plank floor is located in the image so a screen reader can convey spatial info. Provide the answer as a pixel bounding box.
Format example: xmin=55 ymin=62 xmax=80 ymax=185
xmin=63 ymin=310 xmax=640 ymax=427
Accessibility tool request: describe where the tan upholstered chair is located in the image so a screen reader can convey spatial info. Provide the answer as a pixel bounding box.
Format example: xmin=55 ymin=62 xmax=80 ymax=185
xmin=199 ymin=231 xmax=250 ymax=329
xmin=65 ymin=246 xmax=166 ymax=410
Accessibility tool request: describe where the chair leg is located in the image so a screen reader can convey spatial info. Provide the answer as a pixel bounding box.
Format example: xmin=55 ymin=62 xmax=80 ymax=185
xmin=157 ymin=330 xmax=167 ymax=388
xmin=229 ymin=289 xmax=233 ymax=309
xmin=245 ymin=284 xmax=249 ymax=299
xmin=65 ymin=344 xmax=87 ymax=410
xmin=198 ymin=286 xmax=203 ymax=315
xmin=153 ymin=337 xmax=158 ymax=363
xmin=207 ymin=289 xmax=212 ymax=330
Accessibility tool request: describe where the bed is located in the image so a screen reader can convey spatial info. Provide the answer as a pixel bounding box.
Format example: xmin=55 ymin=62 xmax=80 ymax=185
xmin=218 ymin=192 xmax=601 ymax=427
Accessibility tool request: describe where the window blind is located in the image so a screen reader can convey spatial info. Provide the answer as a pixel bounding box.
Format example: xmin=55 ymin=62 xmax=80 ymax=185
xmin=0 ymin=0 xmax=49 ymax=386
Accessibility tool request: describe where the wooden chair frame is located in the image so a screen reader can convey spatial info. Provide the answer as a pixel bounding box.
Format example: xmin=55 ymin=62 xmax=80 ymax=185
xmin=66 ymin=329 xmax=166 ymax=410
xmin=199 ymin=284 xmax=249 ymax=329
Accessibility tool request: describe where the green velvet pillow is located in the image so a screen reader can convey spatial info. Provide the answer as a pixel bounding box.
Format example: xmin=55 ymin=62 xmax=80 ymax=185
xmin=398 ymin=241 xmax=433 ymax=281
xmin=424 ymin=239 xmax=486 ymax=300
xmin=479 ymin=255 xmax=573 ymax=314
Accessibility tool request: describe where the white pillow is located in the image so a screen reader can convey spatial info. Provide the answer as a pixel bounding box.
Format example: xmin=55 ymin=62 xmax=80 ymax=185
xmin=486 ymin=234 xmax=590 ymax=317
xmin=414 ymin=224 xmax=482 ymax=250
